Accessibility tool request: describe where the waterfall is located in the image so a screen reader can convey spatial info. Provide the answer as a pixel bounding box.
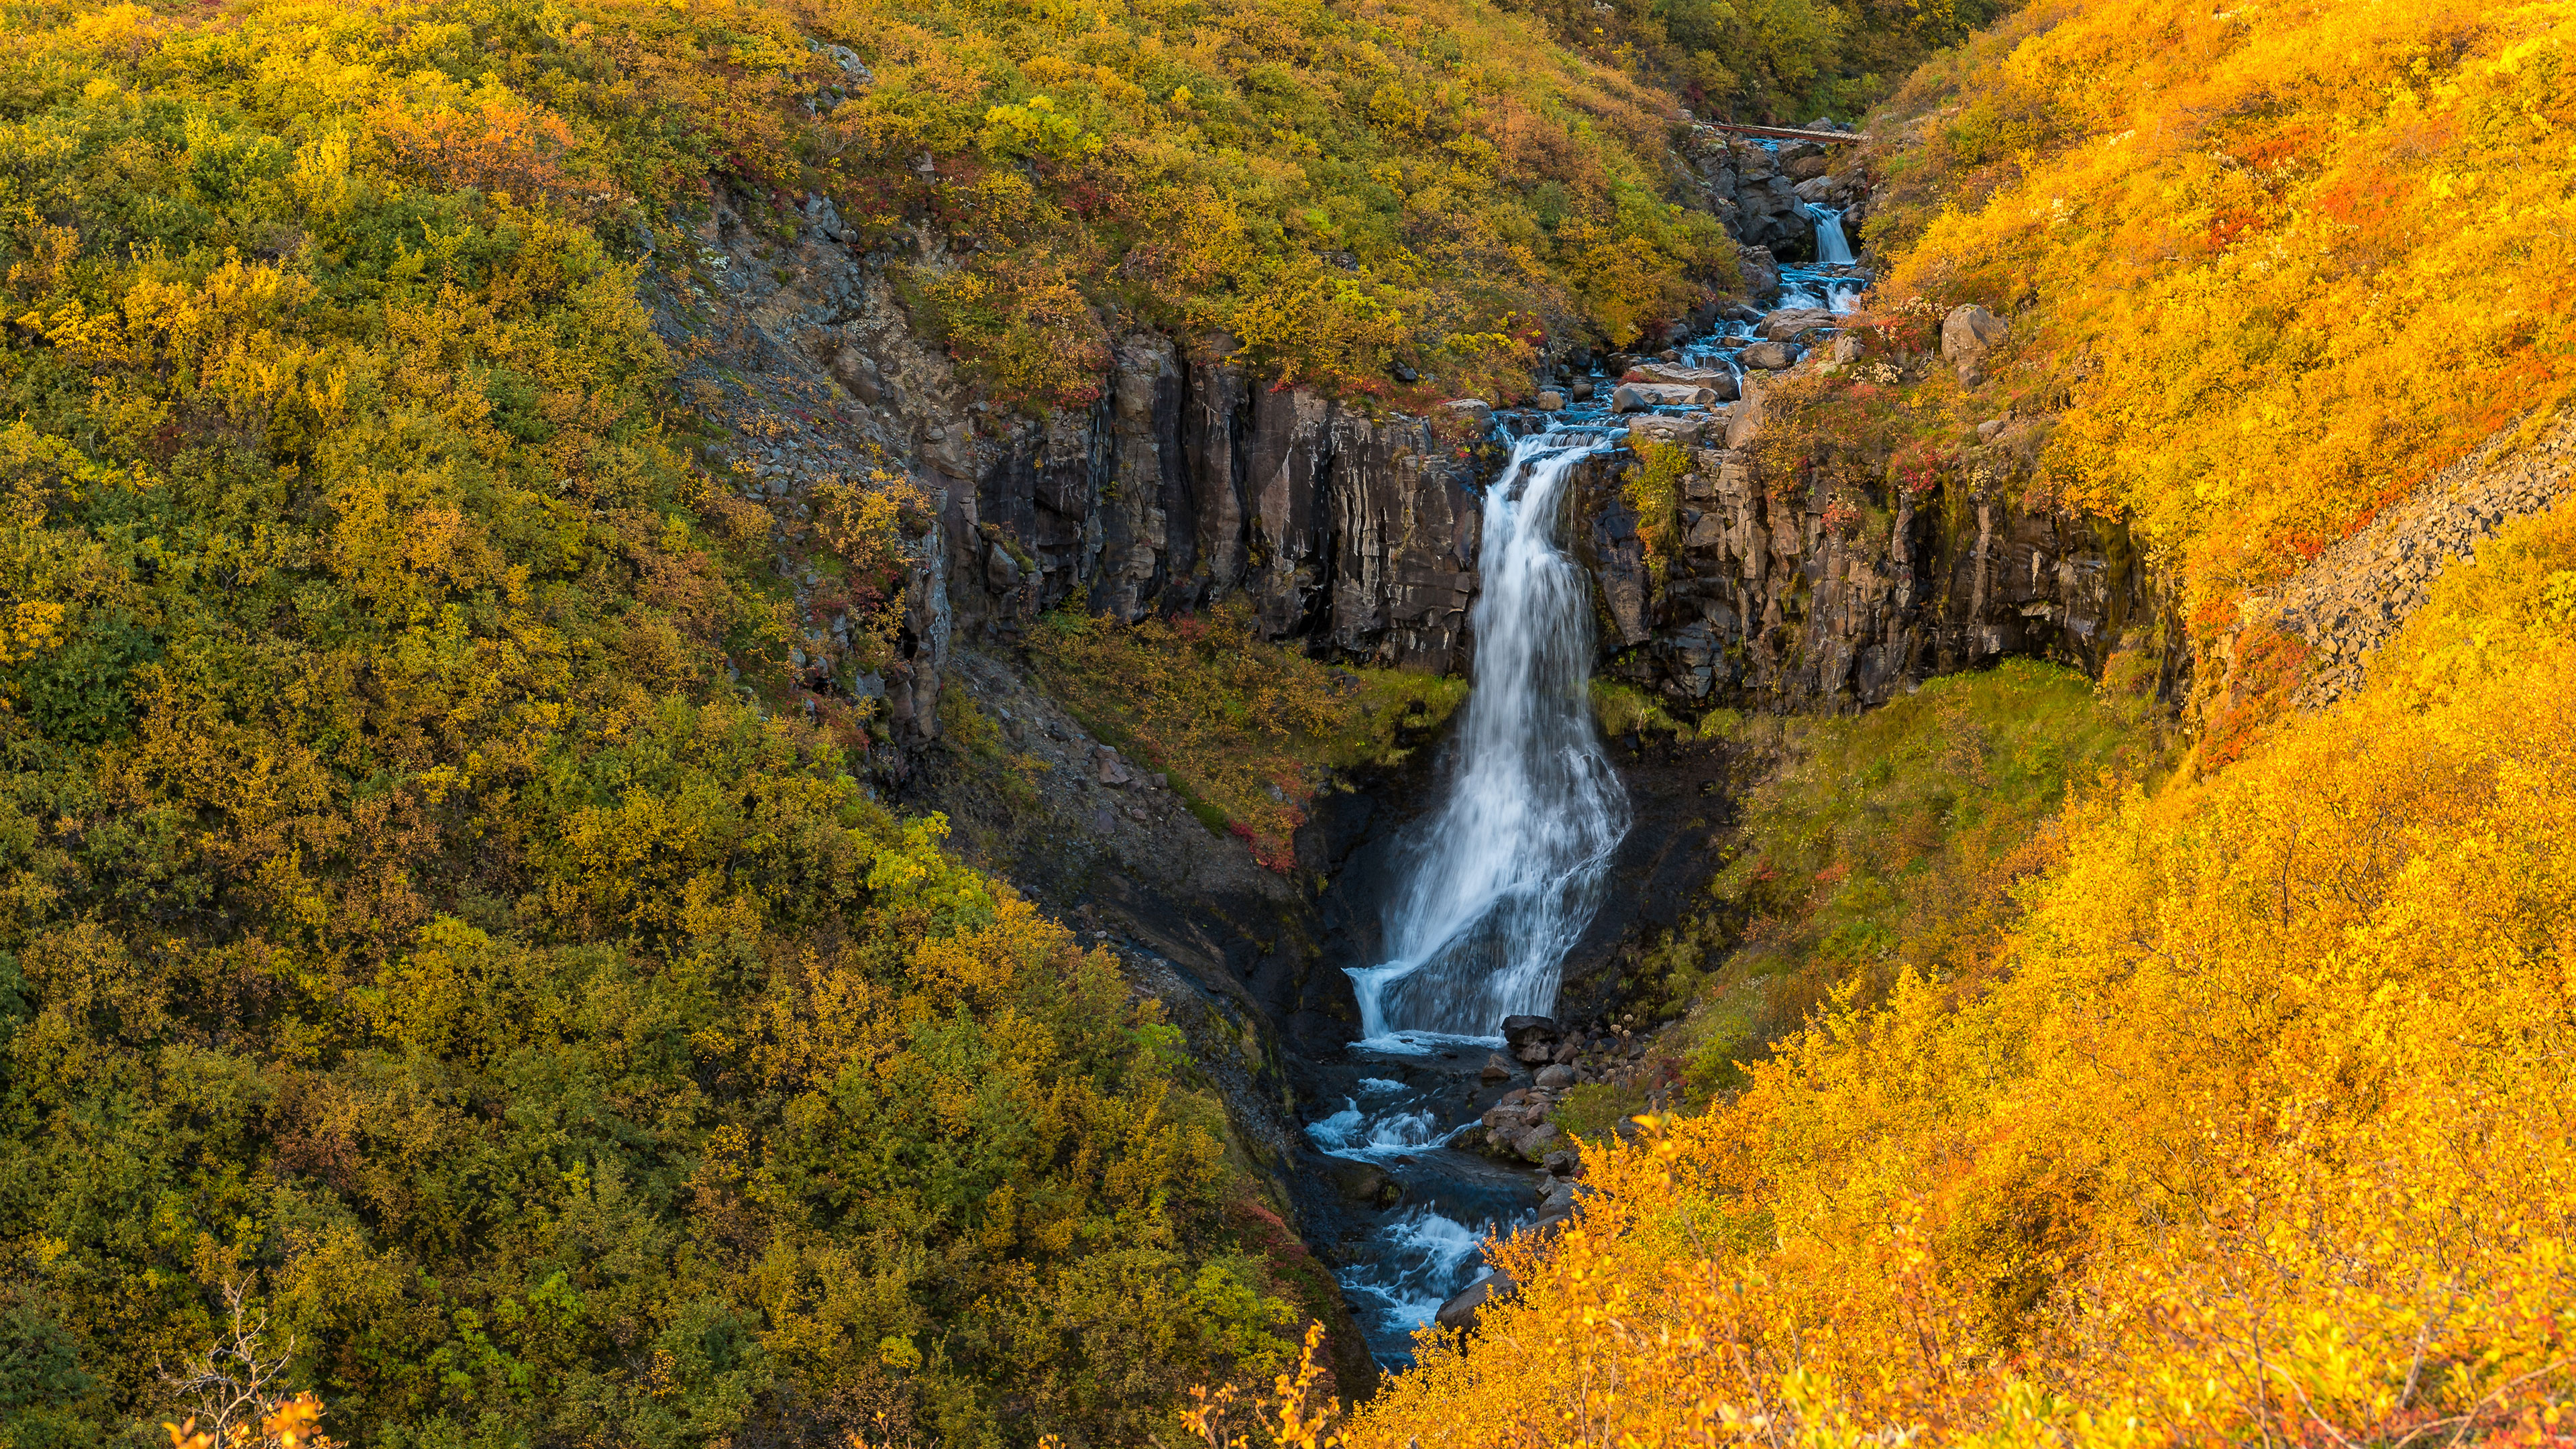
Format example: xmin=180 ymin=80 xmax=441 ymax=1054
xmin=1807 ymin=203 xmax=1856 ymax=266
xmin=1347 ymin=431 xmax=1631 ymax=1042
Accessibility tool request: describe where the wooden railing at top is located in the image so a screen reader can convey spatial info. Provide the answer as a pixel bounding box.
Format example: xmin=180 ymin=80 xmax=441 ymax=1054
xmin=1697 ymin=122 xmax=1870 ymax=145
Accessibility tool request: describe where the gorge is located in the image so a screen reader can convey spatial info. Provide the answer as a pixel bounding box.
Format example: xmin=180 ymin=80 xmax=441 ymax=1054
xmin=7 ymin=0 xmax=2573 ymax=1443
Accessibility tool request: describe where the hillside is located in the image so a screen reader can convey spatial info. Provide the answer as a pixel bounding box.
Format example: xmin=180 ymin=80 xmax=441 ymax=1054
xmin=1344 ymin=0 xmax=2576 ymax=1443
xmin=0 ymin=0 xmax=1773 ymax=1442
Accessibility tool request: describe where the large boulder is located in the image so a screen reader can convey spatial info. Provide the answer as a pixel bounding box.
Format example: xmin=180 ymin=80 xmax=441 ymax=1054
xmin=1627 ymin=414 xmax=1717 ymax=447
xmin=1322 ymin=1158 xmax=1403 ymax=1208
xmin=1629 ymin=363 xmax=1740 ymax=400
xmin=1740 ymin=340 xmax=1799 ymax=371
xmin=1759 ymin=307 xmax=1838 ymax=341
xmin=1444 ymin=397 xmax=1495 ymax=431
xmin=1942 ymin=305 xmax=2010 ymax=384
xmin=1736 ymin=244 xmax=1782 ymax=297
xmin=1612 ymin=382 xmax=1719 ymax=411
xmin=1504 ymin=1014 xmax=1561 ymax=1065
xmin=1436 ymin=1269 xmax=1516 ymax=1332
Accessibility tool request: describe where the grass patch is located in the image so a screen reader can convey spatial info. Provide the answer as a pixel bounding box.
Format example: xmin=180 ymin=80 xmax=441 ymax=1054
xmin=937 ymin=688 xmax=1051 ymax=814
xmin=1642 ymin=659 xmax=2171 ymax=1081
xmin=1030 ymin=601 xmax=1468 ymax=871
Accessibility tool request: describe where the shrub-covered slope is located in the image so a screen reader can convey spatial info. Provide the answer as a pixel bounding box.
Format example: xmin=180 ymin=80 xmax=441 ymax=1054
xmin=1864 ymin=0 xmax=2576 ymax=616
xmin=0 ymin=0 xmax=1755 ymax=1440
xmin=1342 ymin=2 xmax=2576 ymax=1443
xmin=794 ymin=0 xmax=1741 ymax=402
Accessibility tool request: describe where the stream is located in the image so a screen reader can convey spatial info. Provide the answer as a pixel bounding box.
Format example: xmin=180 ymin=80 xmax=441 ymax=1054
xmin=1305 ymin=191 xmax=1868 ymax=1368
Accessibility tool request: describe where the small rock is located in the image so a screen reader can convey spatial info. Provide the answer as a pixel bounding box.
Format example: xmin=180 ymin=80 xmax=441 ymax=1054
xmin=1542 ymin=1150 xmax=1578 ymax=1176
xmin=1535 ymin=388 xmax=1564 ymax=411
xmin=1740 ymin=340 xmax=1799 ymax=370
xmin=1517 ymin=1123 xmax=1560 ymax=1161
xmin=1503 ymin=1016 xmax=1560 ymax=1049
xmin=1479 ymin=1053 xmax=1514 ymax=1083
xmin=820 ymin=43 xmax=873 ymax=84
xmin=1569 ymin=380 xmax=1595 ymax=400
xmin=1535 ymin=1064 xmax=1575 ymax=1091
xmin=1610 ymin=383 xmax=1652 ymax=414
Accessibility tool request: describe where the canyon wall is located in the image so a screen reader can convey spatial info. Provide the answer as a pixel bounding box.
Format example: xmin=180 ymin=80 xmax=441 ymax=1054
xmin=1564 ymin=411 xmax=2178 ymax=711
xmin=667 ymin=178 xmax=2178 ymax=753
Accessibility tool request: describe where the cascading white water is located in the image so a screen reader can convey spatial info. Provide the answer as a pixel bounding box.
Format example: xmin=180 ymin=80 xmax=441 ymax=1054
xmin=1346 ymin=431 xmax=1631 ymax=1042
xmin=1806 ymin=203 xmax=1856 ymax=266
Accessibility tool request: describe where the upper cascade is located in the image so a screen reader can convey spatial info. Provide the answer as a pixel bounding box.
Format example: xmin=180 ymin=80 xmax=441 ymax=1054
xmin=1807 ymin=203 xmax=1857 ymax=266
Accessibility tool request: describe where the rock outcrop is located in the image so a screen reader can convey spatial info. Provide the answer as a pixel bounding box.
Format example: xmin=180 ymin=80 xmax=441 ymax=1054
xmin=663 ymin=181 xmax=1501 ymax=758
xmin=1941 ymin=305 xmax=2010 ymax=385
xmin=1678 ymin=129 xmax=1842 ymax=262
xmin=1563 ymin=407 xmax=2176 ymax=710
xmin=953 ymin=367 xmax=1487 ymax=672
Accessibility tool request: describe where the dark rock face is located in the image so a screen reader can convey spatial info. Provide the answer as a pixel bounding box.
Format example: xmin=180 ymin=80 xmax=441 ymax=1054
xmin=945 ymin=341 xmax=1487 ymax=673
xmin=1563 ymin=412 xmax=2180 ymax=711
xmin=1678 ymin=129 xmax=1827 ymax=263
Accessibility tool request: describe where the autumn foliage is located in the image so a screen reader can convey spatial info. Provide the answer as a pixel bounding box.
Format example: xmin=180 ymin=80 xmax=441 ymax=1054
xmin=812 ymin=0 xmax=1739 ymax=403
xmin=1866 ymin=0 xmax=2576 ymax=616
